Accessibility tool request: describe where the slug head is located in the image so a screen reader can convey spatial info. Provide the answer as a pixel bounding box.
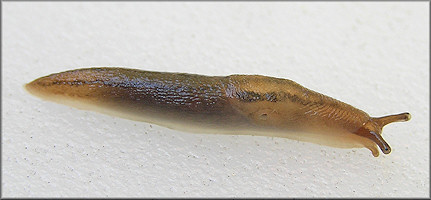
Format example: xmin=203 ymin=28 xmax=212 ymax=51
xmin=353 ymin=112 xmax=411 ymax=157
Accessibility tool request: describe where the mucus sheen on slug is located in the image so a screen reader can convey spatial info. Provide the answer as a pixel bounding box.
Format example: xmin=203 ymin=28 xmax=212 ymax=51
xmin=25 ymin=67 xmax=411 ymax=157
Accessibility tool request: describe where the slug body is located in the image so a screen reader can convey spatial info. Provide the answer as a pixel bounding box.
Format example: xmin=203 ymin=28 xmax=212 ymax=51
xmin=25 ymin=67 xmax=411 ymax=157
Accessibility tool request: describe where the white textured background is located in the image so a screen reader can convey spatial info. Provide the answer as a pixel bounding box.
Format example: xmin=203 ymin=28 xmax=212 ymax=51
xmin=2 ymin=2 xmax=429 ymax=198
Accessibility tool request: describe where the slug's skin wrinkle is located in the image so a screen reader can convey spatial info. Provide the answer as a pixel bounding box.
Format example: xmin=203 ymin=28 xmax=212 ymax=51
xmin=25 ymin=67 xmax=411 ymax=157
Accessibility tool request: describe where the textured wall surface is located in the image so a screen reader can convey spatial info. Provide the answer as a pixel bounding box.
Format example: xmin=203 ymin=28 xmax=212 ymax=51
xmin=2 ymin=2 xmax=429 ymax=198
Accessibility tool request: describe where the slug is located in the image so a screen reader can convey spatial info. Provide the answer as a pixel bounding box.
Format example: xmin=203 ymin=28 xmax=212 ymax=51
xmin=25 ymin=67 xmax=411 ymax=157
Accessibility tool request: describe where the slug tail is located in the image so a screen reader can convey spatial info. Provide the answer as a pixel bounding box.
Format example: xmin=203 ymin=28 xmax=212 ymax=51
xmin=24 ymin=68 xmax=92 ymax=99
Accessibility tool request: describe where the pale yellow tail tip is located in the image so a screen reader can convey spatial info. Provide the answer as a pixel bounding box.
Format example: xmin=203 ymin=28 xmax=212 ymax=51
xmin=24 ymin=81 xmax=41 ymax=97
